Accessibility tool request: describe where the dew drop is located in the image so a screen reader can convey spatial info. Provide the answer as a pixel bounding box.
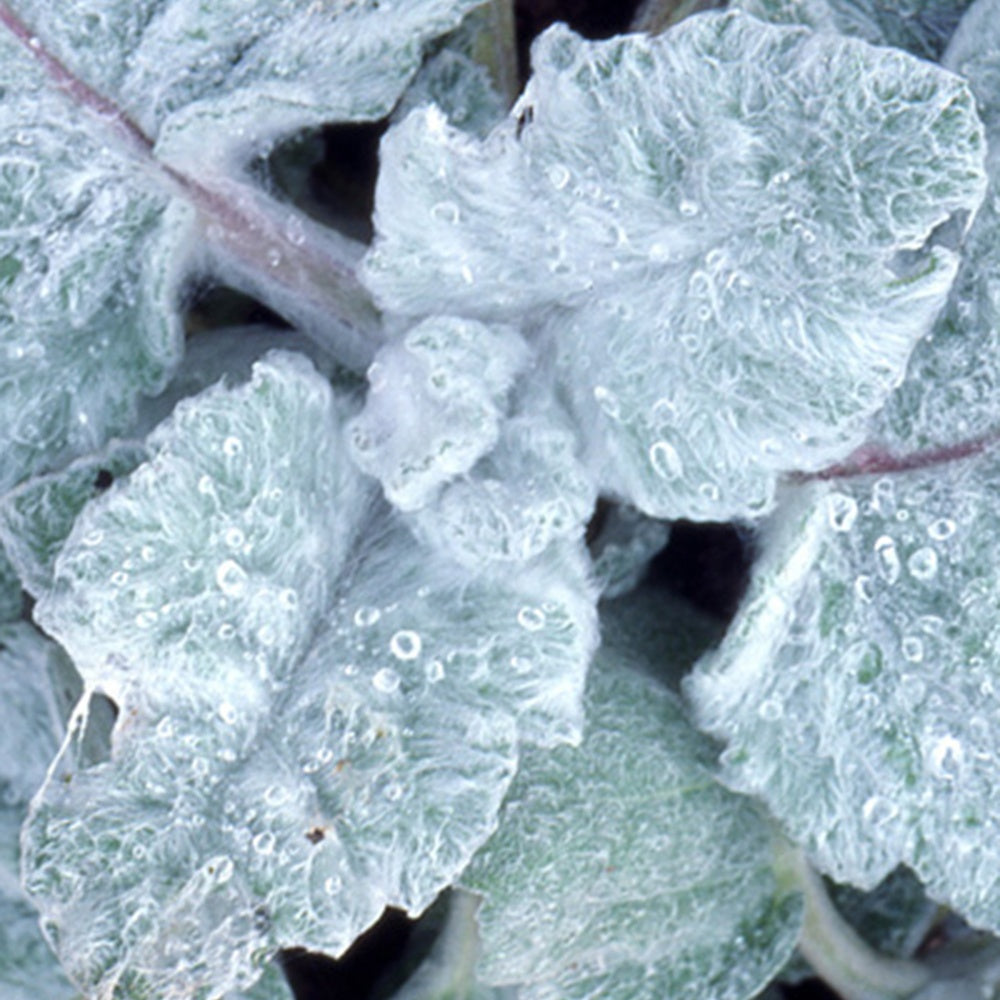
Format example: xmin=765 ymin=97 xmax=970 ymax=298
xmin=679 ymin=198 xmax=700 ymax=216
xmin=827 ymin=492 xmax=858 ymax=532
xmin=649 ymin=440 xmax=683 ymax=481
xmin=517 ymin=606 xmax=546 ymax=631
xmin=279 ymin=588 xmax=298 ymax=610
xmin=218 ymin=622 xmax=236 ymax=640
xmin=928 ymin=518 xmax=956 ymax=541
xmin=901 ymin=636 xmax=924 ymax=663
xmin=426 ymin=659 xmax=445 ymax=682
xmin=383 ymin=781 xmax=404 ymax=802
xmin=431 ymin=200 xmax=460 ymax=223
xmin=135 ymin=610 xmax=158 ymax=629
xmin=111 ymin=570 xmax=129 ymax=587
xmin=216 ymin=559 xmax=248 ymax=597
xmin=354 ymin=606 xmax=381 ymax=628
xmin=267 ymin=248 xmax=282 ymax=268
xmin=510 ymin=655 xmax=533 ymax=674
xmin=873 ymin=536 xmax=901 ymax=584
xmin=593 ymin=385 xmax=621 ymax=419
xmin=324 ymin=876 xmax=342 ymax=894
xmin=214 ymin=856 xmax=234 ymax=884
xmin=198 ymin=475 xmax=215 ymax=495
xmin=252 ymin=831 xmax=276 ymax=855
xmin=223 ymin=436 xmax=243 ymax=457
xmin=257 ymin=624 xmax=276 ymax=647
xmin=218 ymin=702 xmax=238 ymax=724
xmin=225 ymin=527 xmax=246 ymax=549
xmin=140 ymin=544 xmax=156 ymax=562
xmin=861 ymin=795 xmax=897 ymax=826
xmin=854 ymin=574 xmax=875 ymax=602
xmin=82 ymin=529 xmax=104 ymax=547
xmin=372 ymin=667 xmax=401 ymax=694
xmin=546 ymin=162 xmax=570 ymax=189
xmin=907 ymin=547 xmax=938 ymax=581
xmin=390 ymin=630 xmax=421 ymax=660
xmin=928 ymin=735 xmax=964 ymax=781
xmin=758 ymin=698 xmax=784 ymax=721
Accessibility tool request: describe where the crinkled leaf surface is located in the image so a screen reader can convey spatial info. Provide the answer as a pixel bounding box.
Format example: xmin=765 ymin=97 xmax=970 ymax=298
xmin=462 ymin=599 xmax=803 ymax=1000
xmin=348 ymin=316 xmax=529 ymax=512
xmin=411 ymin=383 xmax=596 ymax=567
xmin=0 ymin=624 xmax=79 ymax=1000
xmin=364 ymin=11 xmax=986 ymax=520
xmin=685 ymin=1 xmax=1000 ymax=929
xmin=0 ymin=546 xmax=20 ymax=622
xmin=5 ymin=0 xmax=487 ymax=170
xmin=24 ymin=351 xmax=597 ymax=998
xmin=0 ymin=0 xmax=488 ymax=491
xmin=0 ymin=19 xmax=190 ymax=491
xmin=0 ymin=441 xmax=147 ymax=598
xmin=734 ymin=0 xmax=973 ymax=60
xmin=685 ymin=458 xmax=1000 ymax=931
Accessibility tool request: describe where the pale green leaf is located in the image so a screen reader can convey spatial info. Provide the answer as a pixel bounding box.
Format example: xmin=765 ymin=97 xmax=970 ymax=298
xmin=6 ymin=0 xmax=488 ymax=171
xmin=24 ymin=352 xmax=597 ymax=998
xmin=734 ymin=0 xmax=973 ymax=60
xmin=0 ymin=22 xmax=191 ymax=490
xmin=686 ymin=462 xmax=1000 ymax=931
xmin=411 ymin=386 xmax=596 ymax=566
xmin=0 ymin=441 xmax=147 ymax=597
xmin=0 ymin=624 xmax=79 ymax=1000
xmin=364 ymin=12 xmax=985 ymax=520
xmin=0 ymin=546 xmax=20 ymax=622
xmin=348 ymin=316 xmax=529 ymax=512
xmin=461 ymin=600 xmax=802 ymax=1000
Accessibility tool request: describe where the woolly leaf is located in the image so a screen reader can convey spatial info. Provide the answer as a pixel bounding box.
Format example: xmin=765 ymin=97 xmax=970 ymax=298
xmin=5 ymin=0 xmax=487 ymax=171
xmin=0 ymin=547 xmax=20 ymax=623
xmin=0 ymin=441 xmax=148 ymax=597
xmin=0 ymin=624 xmax=79 ymax=1000
xmin=365 ymin=12 xmax=986 ymax=520
xmin=24 ymin=351 xmax=597 ymax=999
xmin=686 ymin=457 xmax=1000 ymax=931
xmin=411 ymin=388 xmax=596 ymax=566
xmin=734 ymin=0 xmax=972 ymax=60
xmin=348 ymin=316 xmax=529 ymax=512
xmin=0 ymin=17 xmax=190 ymax=491
xmin=462 ymin=599 xmax=802 ymax=1000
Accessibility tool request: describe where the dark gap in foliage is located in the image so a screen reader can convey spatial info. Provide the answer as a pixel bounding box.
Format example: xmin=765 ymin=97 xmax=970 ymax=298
xmin=280 ymin=894 xmax=450 ymax=1000
xmin=782 ymin=978 xmax=844 ymax=1000
xmin=645 ymin=520 xmax=755 ymax=623
xmin=93 ymin=468 xmax=114 ymax=492
xmin=514 ymin=0 xmax=644 ymax=81
xmin=78 ymin=693 xmax=119 ymax=767
xmin=258 ymin=120 xmax=389 ymax=245
xmin=183 ymin=282 xmax=291 ymax=338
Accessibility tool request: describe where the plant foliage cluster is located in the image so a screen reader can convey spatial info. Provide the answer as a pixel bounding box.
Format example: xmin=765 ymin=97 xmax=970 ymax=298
xmin=4 ymin=1 xmax=1000 ymax=999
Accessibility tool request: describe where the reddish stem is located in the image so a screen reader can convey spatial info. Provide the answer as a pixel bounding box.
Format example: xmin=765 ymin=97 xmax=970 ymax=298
xmin=0 ymin=2 xmax=153 ymax=155
xmin=0 ymin=1 xmax=381 ymax=369
xmin=796 ymin=430 xmax=1000 ymax=483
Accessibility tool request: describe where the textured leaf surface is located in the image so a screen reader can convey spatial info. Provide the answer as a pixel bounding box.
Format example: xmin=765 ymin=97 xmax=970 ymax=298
xmin=0 ymin=624 xmax=78 ymax=1000
xmin=5 ymin=0 xmax=487 ymax=170
xmin=0 ymin=546 xmax=19 ymax=622
xmin=0 ymin=441 xmax=147 ymax=597
xmin=734 ymin=0 xmax=972 ymax=59
xmin=0 ymin=21 xmax=190 ymax=490
xmin=24 ymin=351 xmax=597 ymax=998
xmin=348 ymin=316 xmax=529 ymax=511
xmin=364 ymin=12 xmax=985 ymax=520
xmin=686 ymin=460 xmax=1000 ymax=930
xmin=462 ymin=600 xmax=802 ymax=1000
xmin=411 ymin=385 xmax=596 ymax=567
